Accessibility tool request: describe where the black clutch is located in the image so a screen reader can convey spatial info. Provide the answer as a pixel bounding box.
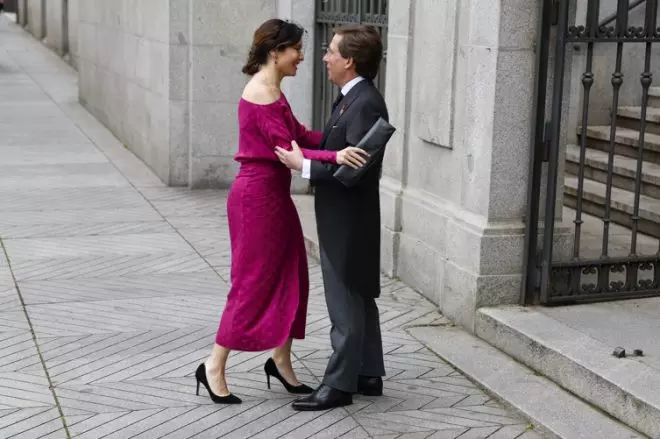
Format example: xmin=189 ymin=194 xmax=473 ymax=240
xmin=333 ymin=117 xmax=396 ymax=187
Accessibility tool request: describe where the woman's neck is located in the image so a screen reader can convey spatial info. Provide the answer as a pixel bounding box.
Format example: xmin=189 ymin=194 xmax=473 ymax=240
xmin=255 ymin=66 xmax=283 ymax=92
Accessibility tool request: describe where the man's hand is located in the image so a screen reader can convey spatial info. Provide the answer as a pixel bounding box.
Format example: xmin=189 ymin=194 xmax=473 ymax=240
xmin=275 ymin=140 xmax=304 ymax=171
xmin=337 ymin=146 xmax=370 ymax=169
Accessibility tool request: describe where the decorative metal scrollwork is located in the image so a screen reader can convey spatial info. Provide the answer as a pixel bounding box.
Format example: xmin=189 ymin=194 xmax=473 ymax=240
xmin=609 ymin=280 xmax=625 ymax=291
xmin=608 ymin=263 xmax=626 ymax=292
xmin=624 ymin=26 xmax=646 ymax=39
xmin=610 ymin=263 xmax=625 ymax=273
xmin=581 ymin=265 xmax=598 ymax=293
xmin=548 ymin=257 xmax=660 ymax=303
xmin=581 ymin=282 xmax=598 ymax=293
xmin=637 ymin=261 xmax=657 ymax=289
xmin=568 ymin=25 xmax=588 ymax=39
xmin=596 ymin=25 xmax=616 ymax=38
xmin=363 ymin=14 xmax=388 ymax=26
xmin=317 ymin=12 xmax=360 ymax=22
xmin=583 ymin=266 xmax=597 ymax=275
xmin=639 ymin=261 xmax=653 ymax=271
xmin=567 ymin=25 xmax=660 ymax=42
xmin=638 ymin=279 xmax=654 ymax=289
xmin=549 ymin=267 xmax=570 ymax=295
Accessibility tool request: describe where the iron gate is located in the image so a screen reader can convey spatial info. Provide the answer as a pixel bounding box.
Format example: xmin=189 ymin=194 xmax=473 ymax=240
xmin=313 ymin=0 xmax=388 ymax=129
xmin=523 ymin=0 xmax=660 ymax=305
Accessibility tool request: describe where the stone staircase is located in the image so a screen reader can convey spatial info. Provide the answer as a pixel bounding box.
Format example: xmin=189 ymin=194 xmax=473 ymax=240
xmin=564 ymin=86 xmax=660 ymax=238
xmin=476 ymin=305 xmax=660 ymax=438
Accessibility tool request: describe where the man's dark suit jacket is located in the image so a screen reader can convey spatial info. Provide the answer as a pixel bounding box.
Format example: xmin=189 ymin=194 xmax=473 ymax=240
xmin=309 ymin=79 xmax=389 ymax=299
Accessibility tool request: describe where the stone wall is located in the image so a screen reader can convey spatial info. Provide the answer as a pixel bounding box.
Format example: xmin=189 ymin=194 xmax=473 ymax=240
xmin=381 ymin=0 xmax=541 ymax=330
xmin=20 ymin=0 xmax=317 ymax=189
xmin=17 ymin=0 xmax=27 ymax=27
xmin=74 ymin=0 xmax=309 ymax=189
xmin=18 ymin=0 xmax=77 ymax=68
xmin=67 ymin=0 xmax=78 ymax=68
xmin=45 ymin=0 xmax=67 ymax=55
xmin=171 ymin=0 xmax=311 ymax=189
xmin=26 ymin=0 xmax=44 ymax=39
xmin=175 ymin=0 xmax=278 ymax=188
xmin=77 ymin=1 xmax=175 ymax=184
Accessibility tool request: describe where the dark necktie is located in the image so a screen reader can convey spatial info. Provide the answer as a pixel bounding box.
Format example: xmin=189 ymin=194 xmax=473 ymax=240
xmin=331 ymin=92 xmax=344 ymax=113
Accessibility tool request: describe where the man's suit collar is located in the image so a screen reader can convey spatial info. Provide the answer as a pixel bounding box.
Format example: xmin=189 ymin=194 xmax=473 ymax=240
xmin=341 ymin=76 xmax=366 ymax=96
xmin=328 ymin=79 xmax=371 ymax=127
xmin=319 ymin=79 xmax=372 ymax=149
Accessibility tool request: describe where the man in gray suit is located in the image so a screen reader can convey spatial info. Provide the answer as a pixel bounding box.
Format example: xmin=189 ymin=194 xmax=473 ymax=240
xmin=275 ymin=24 xmax=388 ymax=411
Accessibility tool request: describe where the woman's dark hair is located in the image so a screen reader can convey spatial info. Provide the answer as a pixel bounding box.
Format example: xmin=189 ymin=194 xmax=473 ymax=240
xmin=242 ymin=19 xmax=305 ymax=75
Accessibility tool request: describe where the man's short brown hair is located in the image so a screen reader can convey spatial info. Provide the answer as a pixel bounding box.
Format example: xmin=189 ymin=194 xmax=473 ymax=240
xmin=335 ymin=25 xmax=383 ymax=80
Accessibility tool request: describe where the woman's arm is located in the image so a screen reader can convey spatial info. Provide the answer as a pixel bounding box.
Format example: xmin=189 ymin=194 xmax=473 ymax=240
xmin=294 ymin=120 xmax=324 ymax=150
xmin=261 ymin=112 xmax=337 ymax=163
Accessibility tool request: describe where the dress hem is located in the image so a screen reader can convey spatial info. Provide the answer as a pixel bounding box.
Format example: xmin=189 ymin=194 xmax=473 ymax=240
xmin=214 ymin=334 xmax=306 ymax=352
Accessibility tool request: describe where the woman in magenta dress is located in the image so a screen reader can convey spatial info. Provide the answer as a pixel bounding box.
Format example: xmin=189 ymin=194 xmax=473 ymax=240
xmin=194 ymin=19 xmax=368 ymax=404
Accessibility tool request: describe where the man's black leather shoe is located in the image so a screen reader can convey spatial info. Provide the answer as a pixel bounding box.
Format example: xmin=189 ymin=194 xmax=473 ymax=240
xmin=357 ymin=376 xmax=383 ymax=396
xmin=291 ymin=384 xmax=352 ymax=411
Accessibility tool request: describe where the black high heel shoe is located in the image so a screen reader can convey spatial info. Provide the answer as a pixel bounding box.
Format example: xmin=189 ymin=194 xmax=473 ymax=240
xmin=195 ymin=363 xmax=242 ymax=404
xmin=264 ymin=358 xmax=314 ymax=394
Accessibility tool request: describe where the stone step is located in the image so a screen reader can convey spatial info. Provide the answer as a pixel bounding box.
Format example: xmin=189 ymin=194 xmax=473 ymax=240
xmin=578 ymin=125 xmax=660 ymax=164
xmin=475 ymin=306 xmax=660 ymax=438
xmin=649 ymin=86 xmax=660 ymax=107
xmin=564 ymin=175 xmax=660 ymax=238
xmin=408 ymin=324 xmax=645 ymax=439
xmin=618 ymin=106 xmax=660 ymax=135
xmin=565 ymin=144 xmax=660 ymax=198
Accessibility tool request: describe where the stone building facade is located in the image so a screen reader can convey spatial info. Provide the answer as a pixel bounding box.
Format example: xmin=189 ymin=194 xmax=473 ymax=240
xmin=75 ymin=0 xmax=315 ymax=192
xmin=379 ymin=1 xmax=539 ymax=329
xmin=13 ymin=0 xmax=545 ymax=330
xmin=13 ymin=0 xmax=590 ymax=330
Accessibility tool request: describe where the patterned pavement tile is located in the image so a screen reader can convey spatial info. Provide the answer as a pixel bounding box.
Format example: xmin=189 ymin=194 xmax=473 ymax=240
xmin=0 ymin=17 xmax=542 ymax=439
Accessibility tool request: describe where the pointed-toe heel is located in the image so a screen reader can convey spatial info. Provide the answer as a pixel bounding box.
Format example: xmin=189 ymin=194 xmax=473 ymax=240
xmin=195 ymin=363 xmax=242 ymax=404
xmin=264 ymin=358 xmax=314 ymax=394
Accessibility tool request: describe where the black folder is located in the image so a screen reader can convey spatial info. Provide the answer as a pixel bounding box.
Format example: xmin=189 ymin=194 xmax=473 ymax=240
xmin=332 ymin=117 xmax=396 ymax=187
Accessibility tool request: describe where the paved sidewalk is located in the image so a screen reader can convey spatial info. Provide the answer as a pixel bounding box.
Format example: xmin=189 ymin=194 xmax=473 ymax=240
xmin=0 ymin=19 xmax=542 ymax=439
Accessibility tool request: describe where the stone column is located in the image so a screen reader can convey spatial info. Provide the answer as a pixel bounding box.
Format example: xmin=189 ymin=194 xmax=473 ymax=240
xmin=67 ymin=0 xmax=79 ymax=69
xmin=45 ymin=0 xmax=67 ymax=55
xmin=439 ymin=0 xmax=535 ymax=327
xmin=17 ymin=0 xmax=28 ymax=27
xmin=379 ymin=1 xmax=414 ymax=276
xmin=383 ymin=0 xmax=570 ymax=331
xmin=26 ymin=0 xmax=45 ymax=39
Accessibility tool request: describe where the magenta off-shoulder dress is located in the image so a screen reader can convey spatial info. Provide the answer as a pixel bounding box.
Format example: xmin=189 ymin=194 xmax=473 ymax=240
xmin=215 ymin=94 xmax=336 ymax=351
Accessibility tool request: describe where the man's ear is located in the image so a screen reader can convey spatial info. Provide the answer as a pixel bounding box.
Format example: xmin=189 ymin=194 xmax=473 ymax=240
xmin=344 ymin=57 xmax=355 ymax=70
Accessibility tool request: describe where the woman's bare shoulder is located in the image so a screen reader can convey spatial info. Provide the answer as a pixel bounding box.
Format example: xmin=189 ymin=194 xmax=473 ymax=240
xmin=242 ymin=81 xmax=281 ymax=105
